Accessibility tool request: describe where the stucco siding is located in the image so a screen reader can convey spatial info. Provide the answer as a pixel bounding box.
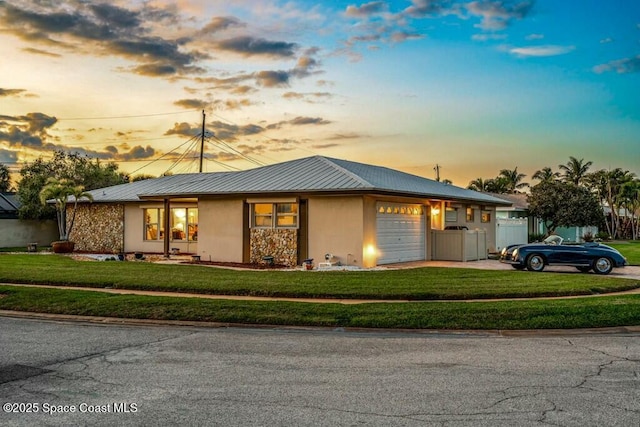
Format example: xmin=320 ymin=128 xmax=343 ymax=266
xmin=308 ymin=196 xmax=365 ymax=267
xmin=198 ymin=198 xmax=244 ymax=263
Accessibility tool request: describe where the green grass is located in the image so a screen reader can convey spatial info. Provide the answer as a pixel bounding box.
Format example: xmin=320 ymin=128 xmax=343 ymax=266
xmin=1 ymin=285 xmax=639 ymax=330
xmin=0 ymin=254 xmax=637 ymax=300
xmin=608 ymin=241 xmax=640 ymax=266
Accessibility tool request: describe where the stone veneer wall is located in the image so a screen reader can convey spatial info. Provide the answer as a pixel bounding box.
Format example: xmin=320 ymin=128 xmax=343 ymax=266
xmin=250 ymin=228 xmax=298 ymax=266
xmin=68 ymin=204 xmax=124 ymax=253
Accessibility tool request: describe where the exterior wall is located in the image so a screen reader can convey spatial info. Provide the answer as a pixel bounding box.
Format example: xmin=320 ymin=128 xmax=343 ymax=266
xmin=308 ymin=196 xmax=366 ymax=267
xmin=0 ymin=219 xmax=58 ymax=248
xmin=70 ymin=204 xmax=124 ymax=252
xmin=124 ymin=203 xmax=198 ymax=254
xmin=197 ymin=199 xmax=244 ymax=262
xmin=250 ymin=228 xmax=297 ymax=266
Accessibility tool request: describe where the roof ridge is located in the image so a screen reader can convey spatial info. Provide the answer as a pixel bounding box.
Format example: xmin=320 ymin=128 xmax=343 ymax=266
xmin=316 ymin=156 xmax=373 ymax=188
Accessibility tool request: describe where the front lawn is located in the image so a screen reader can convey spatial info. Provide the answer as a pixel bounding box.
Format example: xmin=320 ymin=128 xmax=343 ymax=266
xmin=1 ymin=285 xmax=639 ymax=330
xmin=608 ymin=241 xmax=640 ymax=266
xmin=0 ymin=253 xmax=637 ymax=300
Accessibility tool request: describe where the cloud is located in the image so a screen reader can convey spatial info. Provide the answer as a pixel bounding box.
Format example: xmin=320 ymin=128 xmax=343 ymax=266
xmin=230 ymin=85 xmax=256 ymax=95
xmin=0 ymin=2 xmax=205 ymax=78
xmin=0 ymin=88 xmax=27 ymax=97
xmin=164 ymin=122 xmax=202 ymax=137
xmin=403 ymin=0 xmax=454 ymax=18
xmin=345 ymin=2 xmax=387 ymax=18
xmin=199 ymin=16 xmax=245 ymax=35
xmin=255 ymin=70 xmax=291 ymax=87
xmin=466 ymin=1 xmax=535 ymax=31
xmin=116 ymin=145 xmax=155 ymax=161
xmin=509 ymin=45 xmax=575 ymax=57
xmin=212 ymin=98 xmax=254 ymax=110
xmin=391 ymin=31 xmax=425 ymax=42
xmin=283 ymin=92 xmax=333 ymax=102
xmin=594 ymin=55 xmax=640 ymax=74
xmin=267 ymin=116 xmax=332 ymax=130
xmin=525 ymin=33 xmax=544 ymax=40
xmin=326 ymin=132 xmax=365 ymax=140
xmin=215 ymin=36 xmax=297 ymax=58
xmin=174 ymin=99 xmax=209 ymax=110
xmin=472 ymin=33 xmax=508 ymax=41
xmin=21 ymin=47 xmax=61 ymax=57
xmin=599 ymin=37 xmax=613 ymax=44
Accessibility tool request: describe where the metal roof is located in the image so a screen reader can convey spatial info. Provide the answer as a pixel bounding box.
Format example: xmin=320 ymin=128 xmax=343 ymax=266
xmin=0 ymin=193 xmax=20 ymax=212
xmin=81 ymin=156 xmax=511 ymax=206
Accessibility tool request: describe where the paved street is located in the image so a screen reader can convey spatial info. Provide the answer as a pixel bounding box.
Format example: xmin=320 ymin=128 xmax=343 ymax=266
xmin=1 ymin=316 xmax=639 ymax=426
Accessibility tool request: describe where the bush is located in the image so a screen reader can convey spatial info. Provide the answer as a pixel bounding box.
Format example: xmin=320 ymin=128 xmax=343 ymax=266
xmin=582 ymin=231 xmax=594 ymax=242
xmin=596 ymin=231 xmax=611 ymax=241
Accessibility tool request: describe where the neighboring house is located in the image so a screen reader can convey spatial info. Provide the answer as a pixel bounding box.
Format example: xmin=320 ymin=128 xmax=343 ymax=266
xmin=69 ymin=156 xmax=510 ymax=267
xmin=0 ymin=192 xmax=58 ymax=248
xmin=489 ymin=192 xmax=598 ymax=247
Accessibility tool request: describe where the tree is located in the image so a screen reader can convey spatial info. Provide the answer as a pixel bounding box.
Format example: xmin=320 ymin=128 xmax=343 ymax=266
xmin=532 ymin=167 xmax=560 ymax=183
xmin=0 ymin=163 xmax=11 ymax=192
xmin=18 ymin=150 xmax=126 ymax=220
xmin=131 ymin=174 xmax=157 ymax=182
xmin=484 ymin=177 xmax=511 ymax=194
xmin=39 ymin=178 xmax=93 ymax=241
xmin=586 ymin=168 xmax=635 ymax=239
xmin=467 ymin=178 xmax=488 ymax=192
xmin=559 ymin=156 xmax=592 ymax=186
xmin=527 ymin=181 xmax=604 ymax=235
xmin=498 ymin=167 xmax=528 ymax=193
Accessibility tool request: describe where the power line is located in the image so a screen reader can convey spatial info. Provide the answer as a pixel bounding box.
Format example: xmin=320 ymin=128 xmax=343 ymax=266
xmin=59 ymin=109 xmax=200 ymax=121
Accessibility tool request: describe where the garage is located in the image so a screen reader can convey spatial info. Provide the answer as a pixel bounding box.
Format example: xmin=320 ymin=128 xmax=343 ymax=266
xmin=376 ymin=203 xmax=426 ymax=264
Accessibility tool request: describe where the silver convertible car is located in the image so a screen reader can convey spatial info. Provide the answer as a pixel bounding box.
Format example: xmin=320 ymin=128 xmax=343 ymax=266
xmin=500 ymin=235 xmax=627 ymax=275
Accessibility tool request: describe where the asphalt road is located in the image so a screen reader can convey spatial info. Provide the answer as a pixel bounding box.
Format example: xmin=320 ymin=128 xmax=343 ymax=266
xmin=0 ymin=316 xmax=639 ymax=426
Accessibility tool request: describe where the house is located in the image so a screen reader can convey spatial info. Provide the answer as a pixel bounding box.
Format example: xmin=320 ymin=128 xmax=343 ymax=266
xmin=490 ymin=192 xmax=598 ymax=248
xmin=0 ymin=192 xmax=58 ymax=248
xmin=68 ymin=156 xmax=511 ymax=267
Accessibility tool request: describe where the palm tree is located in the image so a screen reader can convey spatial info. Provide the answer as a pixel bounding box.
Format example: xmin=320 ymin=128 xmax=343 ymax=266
xmin=498 ymin=167 xmax=528 ymax=193
xmin=532 ymin=167 xmax=560 ymax=183
xmin=39 ymin=178 xmax=93 ymax=241
xmin=559 ymin=157 xmax=592 ymax=186
xmin=467 ymin=178 xmax=488 ymax=192
xmin=484 ymin=177 xmax=511 ymax=194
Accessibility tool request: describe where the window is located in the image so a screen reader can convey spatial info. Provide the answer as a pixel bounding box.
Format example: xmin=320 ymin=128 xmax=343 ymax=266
xmin=252 ymin=203 xmax=298 ymax=228
xmin=466 ymin=207 xmax=475 ymax=222
xmin=481 ymin=211 xmax=491 ymax=223
xmin=276 ymin=203 xmax=298 ymax=227
xmin=445 ymin=207 xmax=458 ymax=222
xmin=144 ymin=207 xmax=198 ymax=241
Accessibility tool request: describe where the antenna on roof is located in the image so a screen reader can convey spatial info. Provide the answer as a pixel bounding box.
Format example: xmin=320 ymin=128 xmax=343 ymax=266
xmin=434 ymin=164 xmax=441 ymax=182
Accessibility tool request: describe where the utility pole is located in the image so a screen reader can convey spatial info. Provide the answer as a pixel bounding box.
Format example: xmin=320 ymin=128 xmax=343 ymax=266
xmin=199 ymin=110 xmax=205 ymax=173
xmin=434 ymin=164 xmax=441 ymax=182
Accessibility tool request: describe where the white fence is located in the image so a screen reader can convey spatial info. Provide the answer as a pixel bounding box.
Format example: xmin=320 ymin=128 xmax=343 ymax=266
xmin=496 ymin=218 xmax=528 ymax=251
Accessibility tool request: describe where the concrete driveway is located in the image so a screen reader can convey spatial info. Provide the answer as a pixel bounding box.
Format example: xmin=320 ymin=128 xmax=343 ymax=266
xmin=388 ymin=259 xmax=640 ymax=280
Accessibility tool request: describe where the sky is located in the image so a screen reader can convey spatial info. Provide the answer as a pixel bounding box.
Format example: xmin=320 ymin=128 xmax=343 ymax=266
xmin=1 ymin=0 xmax=639 ymax=187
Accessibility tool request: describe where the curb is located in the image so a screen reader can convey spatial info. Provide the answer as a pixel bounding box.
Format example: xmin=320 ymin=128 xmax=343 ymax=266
xmin=1 ymin=310 xmax=639 ymax=337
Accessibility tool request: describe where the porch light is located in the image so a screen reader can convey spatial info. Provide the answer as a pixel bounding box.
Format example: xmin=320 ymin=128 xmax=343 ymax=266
xmin=431 ymin=206 xmax=440 ymax=215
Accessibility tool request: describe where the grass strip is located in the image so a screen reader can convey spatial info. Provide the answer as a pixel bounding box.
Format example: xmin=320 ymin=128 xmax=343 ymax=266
xmin=1 ymin=285 xmax=639 ymax=329
xmin=0 ymin=254 xmax=637 ymax=300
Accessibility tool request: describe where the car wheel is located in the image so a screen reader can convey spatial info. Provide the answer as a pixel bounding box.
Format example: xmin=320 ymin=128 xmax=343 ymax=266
xmin=576 ymin=266 xmax=591 ymax=273
xmin=592 ymin=257 xmax=613 ymax=275
xmin=526 ymin=254 xmax=545 ymax=272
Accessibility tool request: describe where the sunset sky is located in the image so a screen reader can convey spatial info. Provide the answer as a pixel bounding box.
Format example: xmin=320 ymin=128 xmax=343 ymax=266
xmin=1 ymin=0 xmax=639 ymax=187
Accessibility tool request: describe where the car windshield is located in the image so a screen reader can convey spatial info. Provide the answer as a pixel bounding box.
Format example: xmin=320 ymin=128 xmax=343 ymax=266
xmin=543 ymin=235 xmax=563 ymax=246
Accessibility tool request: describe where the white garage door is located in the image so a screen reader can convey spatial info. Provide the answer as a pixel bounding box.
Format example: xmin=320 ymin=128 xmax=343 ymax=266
xmin=376 ymin=203 xmax=426 ymax=265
